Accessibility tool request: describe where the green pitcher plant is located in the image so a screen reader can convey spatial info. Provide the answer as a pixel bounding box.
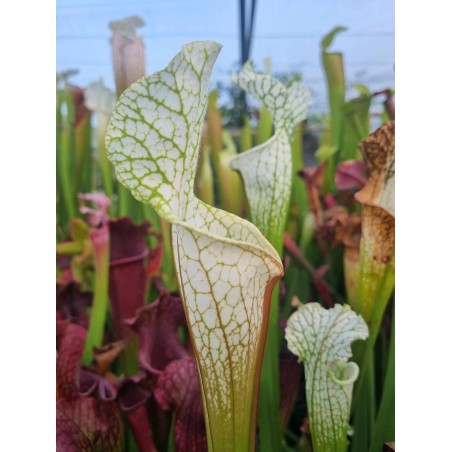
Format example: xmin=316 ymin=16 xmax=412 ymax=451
xmin=84 ymin=79 xmax=117 ymax=206
xmin=230 ymin=60 xmax=311 ymax=450
xmin=105 ymin=41 xmax=284 ymax=451
xmin=351 ymin=122 xmax=395 ymax=431
xmin=285 ymin=302 xmax=369 ymax=452
xmin=354 ymin=121 xmax=395 ymax=326
xmin=230 ymin=61 xmax=311 ymax=253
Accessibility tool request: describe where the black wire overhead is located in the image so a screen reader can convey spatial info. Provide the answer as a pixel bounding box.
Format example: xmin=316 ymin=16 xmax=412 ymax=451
xmin=239 ymin=0 xmax=257 ymax=66
xmin=238 ymin=0 xmax=258 ymax=115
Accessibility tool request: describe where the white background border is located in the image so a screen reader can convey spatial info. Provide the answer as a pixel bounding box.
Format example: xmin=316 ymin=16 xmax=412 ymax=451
xmin=1 ymin=0 xmax=451 ymax=450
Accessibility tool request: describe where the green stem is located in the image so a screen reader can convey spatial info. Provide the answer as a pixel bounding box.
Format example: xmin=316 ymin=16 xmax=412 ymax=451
xmin=257 ymin=105 xmax=273 ymax=145
xmin=160 ymin=218 xmax=178 ymax=292
xmin=206 ymin=91 xmax=224 ymax=207
xmin=75 ymin=110 xmax=93 ymax=194
xmin=143 ymin=204 xmax=161 ymax=232
xmin=126 ymin=428 xmax=139 ymax=452
xmin=368 ymin=317 xmax=395 ymax=452
xmin=353 ymin=285 xmax=394 ymax=413
xmin=351 ymin=350 xmax=375 ymax=452
xmin=57 ymin=88 xmax=77 ymax=226
xmin=82 ymin=229 xmax=110 ymax=365
xmin=259 ymin=235 xmax=283 ymax=452
xmin=123 ymin=333 xmax=140 ymax=376
xmin=241 ymin=114 xmax=253 ymax=152
xmin=195 ymin=142 xmax=214 ymax=206
xmin=322 ymin=51 xmax=345 ymax=159
xmin=56 ymin=89 xmax=64 ymax=232
xmin=96 ymin=116 xmax=115 ymax=215
xmin=291 ymin=123 xmax=309 ymax=238
xmin=167 ymin=412 xmax=176 ymax=452
xmin=258 ymin=285 xmax=281 ymax=452
xmin=100 ymin=147 xmax=113 ymax=200
xmin=118 ymin=183 xmax=132 ymax=217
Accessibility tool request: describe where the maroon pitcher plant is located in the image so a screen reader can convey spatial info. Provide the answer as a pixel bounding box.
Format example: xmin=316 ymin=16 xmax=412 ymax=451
xmin=56 ymin=321 xmax=124 ymax=451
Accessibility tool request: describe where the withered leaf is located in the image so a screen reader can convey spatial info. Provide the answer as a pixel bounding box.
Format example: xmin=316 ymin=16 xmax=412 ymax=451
xmin=355 ymin=121 xmax=395 ymax=217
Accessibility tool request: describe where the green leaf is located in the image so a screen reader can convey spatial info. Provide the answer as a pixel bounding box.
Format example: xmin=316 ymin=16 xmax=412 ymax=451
xmin=57 ymin=86 xmax=78 ymax=227
xmin=321 ymin=26 xmax=348 ymax=52
xmin=320 ymin=26 xmax=347 ymax=170
xmin=285 ymin=303 xmax=368 ymax=452
xmin=352 ymin=84 xmax=371 ymax=97
xmin=105 ymin=41 xmax=284 ymax=451
xmin=315 ymin=144 xmax=338 ymax=162
xmin=217 ymin=147 xmax=245 ymax=216
xmin=290 ymin=122 xmax=309 ymax=238
xmin=340 ymin=85 xmax=372 ymax=161
xmin=241 ymin=114 xmax=253 ymax=152
xmin=194 ymin=142 xmax=214 ymax=206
